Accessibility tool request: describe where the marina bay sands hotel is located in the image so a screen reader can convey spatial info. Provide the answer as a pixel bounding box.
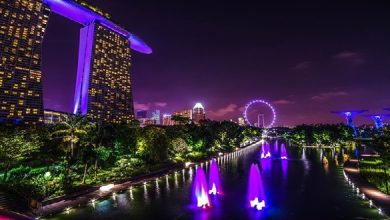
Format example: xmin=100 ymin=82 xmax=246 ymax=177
xmin=0 ymin=0 xmax=152 ymax=124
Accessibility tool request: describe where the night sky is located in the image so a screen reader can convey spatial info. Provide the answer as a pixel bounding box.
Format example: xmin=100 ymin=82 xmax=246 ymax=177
xmin=42 ymin=1 xmax=390 ymax=126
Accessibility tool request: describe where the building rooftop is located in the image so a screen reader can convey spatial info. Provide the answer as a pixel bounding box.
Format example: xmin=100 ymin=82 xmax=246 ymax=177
xmin=43 ymin=0 xmax=152 ymax=54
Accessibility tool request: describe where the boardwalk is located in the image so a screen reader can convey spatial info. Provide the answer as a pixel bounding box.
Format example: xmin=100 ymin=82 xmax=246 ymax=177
xmin=344 ymin=159 xmax=390 ymax=217
xmin=303 ymin=145 xmax=335 ymax=149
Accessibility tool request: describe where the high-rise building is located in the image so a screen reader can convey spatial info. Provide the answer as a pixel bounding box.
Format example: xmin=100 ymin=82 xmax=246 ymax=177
xmin=173 ymin=109 xmax=192 ymax=120
xmin=73 ymin=23 xmax=134 ymax=123
xmin=192 ymin=102 xmax=205 ymax=123
xmin=238 ymin=117 xmax=245 ymax=126
xmin=151 ymin=109 xmax=161 ymax=125
xmin=162 ymin=114 xmax=174 ymax=126
xmin=44 ymin=109 xmax=68 ymax=125
xmin=0 ymin=0 xmax=50 ymax=124
xmin=0 ymin=0 xmax=151 ymax=124
xmin=136 ymin=110 xmax=147 ymax=119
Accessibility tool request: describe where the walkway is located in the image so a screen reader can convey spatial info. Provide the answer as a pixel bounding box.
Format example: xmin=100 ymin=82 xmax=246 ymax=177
xmin=36 ymin=165 xmax=177 ymax=217
xmin=36 ymin=141 xmax=261 ymax=218
xmin=344 ymin=159 xmax=390 ymax=217
xmin=0 ymin=190 xmax=30 ymax=214
xmin=303 ymin=145 xmax=335 ymax=149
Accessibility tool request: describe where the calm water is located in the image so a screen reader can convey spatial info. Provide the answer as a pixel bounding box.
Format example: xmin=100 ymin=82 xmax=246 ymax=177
xmin=46 ymin=140 xmax=385 ymax=220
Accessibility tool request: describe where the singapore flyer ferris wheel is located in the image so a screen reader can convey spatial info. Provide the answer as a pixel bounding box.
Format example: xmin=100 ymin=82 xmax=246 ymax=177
xmin=243 ymin=99 xmax=276 ymax=128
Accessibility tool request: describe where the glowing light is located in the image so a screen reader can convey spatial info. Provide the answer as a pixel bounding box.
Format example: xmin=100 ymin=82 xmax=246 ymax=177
xmin=100 ymin=184 xmax=114 ymax=192
xmin=243 ymin=99 xmax=276 ymax=128
xmin=65 ymin=207 xmax=71 ymax=214
xmin=129 ymin=187 xmax=134 ymax=200
xmin=193 ymin=103 xmax=205 ymax=110
xmin=331 ymin=110 xmax=367 ymax=136
xmin=260 ymin=142 xmax=271 ymax=159
xmin=208 ymin=159 xmax=222 ymax=195
xmin=247 ymin=163 xmax=266 ymax=211
xmin=185 ymin=162 xmax=193 ymax=168
xmin=280 ymin=143 xmax=288 ymax=159
xmin=369 ymin=200 xmax=373 ymax=207
xmin=250 ymin=197 xmax=266 ymax=210
xmin=192 ymin=167 xmax=210 ymax=208
xmin=378 ymin=208 xmax=382 ymax=215
xmin=91 ymin=198 xmax=96 ymax=208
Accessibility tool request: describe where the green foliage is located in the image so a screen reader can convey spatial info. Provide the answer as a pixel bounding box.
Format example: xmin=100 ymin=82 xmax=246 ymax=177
xmin=0 ymin=129 xmax=41 ymax=181
xmin=288 ymin=124 xmax=354 ymax=146
xmin=371 ymin=126 xmax=390 ymax=194
xmin=136 ymin=126 xmax=169 ymax=163
xmin=0 ymin=119 xmax=260 ymax=201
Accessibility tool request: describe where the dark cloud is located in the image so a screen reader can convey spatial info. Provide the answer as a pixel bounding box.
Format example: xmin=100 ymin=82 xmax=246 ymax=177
xmin=333 ymin=51 xmax=366 ymax=64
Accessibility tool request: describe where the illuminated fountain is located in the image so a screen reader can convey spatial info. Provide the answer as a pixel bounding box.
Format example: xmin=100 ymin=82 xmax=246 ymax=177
xmin=280 ymin=143 xmax=288 ymax=159
xmin=192 ymin=167 xmax=210 ymax=208
xmin=247 ymin=163 xmax=266 ymax=210
xmin=260 ymin=142 xmax=271 ymax=159
xmin=208 ymin=159 xmax=222 ymax=195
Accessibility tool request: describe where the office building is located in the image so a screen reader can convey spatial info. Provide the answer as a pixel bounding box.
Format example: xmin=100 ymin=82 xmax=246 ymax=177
xmin=192 ymin=102 xmax=205 ymax=123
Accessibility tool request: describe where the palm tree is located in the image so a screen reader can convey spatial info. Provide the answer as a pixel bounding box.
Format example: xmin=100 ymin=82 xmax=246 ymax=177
xmin=52 ymin=114 xmax=89 ymax=157
xmin=87 ymin=121 xmax=112 ymax=180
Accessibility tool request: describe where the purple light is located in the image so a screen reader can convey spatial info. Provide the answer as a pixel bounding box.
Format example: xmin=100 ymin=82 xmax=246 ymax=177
xmin=208 ymin=159 xmax=222 ymax=195
xmin=273 ymin=139 xmax=278 ymax=151
xmin=243 ymin=99 xmax=277 ymax=128
xmin=260 ymin=142 xmax=271 ymax=159
xmin=281 ymin=158 xmax=288 ymax=180
xmin=247 ymin=163 xmax=266 ymax=210
xmin=43 ymin=0 xmax=152 ymax=54
xmin=280 ymin=143 xmax=288 ymax=160
xmin=73 ymin=24 xmax=94 ymax=114
xmin=192 ymin=167 xmax=210 ymax=208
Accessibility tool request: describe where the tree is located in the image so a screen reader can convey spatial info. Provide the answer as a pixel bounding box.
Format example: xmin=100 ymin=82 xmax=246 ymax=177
xmin=0 ymin=130 xmax=41 ymax=181
xmin=136 ymin=127 xmax=170 ymax=163
xmin=52 ymin=114 xmax=89 ymax=157
xmin=372 ymin=126 xmax=390 ymax=194
xmin=86 ymin=121 xmax=113 ymax=180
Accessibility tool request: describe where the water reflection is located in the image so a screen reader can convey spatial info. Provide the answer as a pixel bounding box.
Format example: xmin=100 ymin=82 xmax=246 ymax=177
xmin=155 ymin=178 xmax=160 ymax=198
xmin=46 ymin=141 xmax=384 ymax=220
xmin=143 ymin=183 xmax=149 ymax=202
xmin=165 ymin=175 xmax=170 ymax=192
xmin=174 ymin=172 xmax=179 ymax=188
xmin=129 ymin=187 xmax=134 ymax=200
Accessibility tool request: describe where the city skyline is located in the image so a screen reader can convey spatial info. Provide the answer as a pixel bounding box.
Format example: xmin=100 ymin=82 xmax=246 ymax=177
xmin=41 ymin=0 xmax=390 ymax=126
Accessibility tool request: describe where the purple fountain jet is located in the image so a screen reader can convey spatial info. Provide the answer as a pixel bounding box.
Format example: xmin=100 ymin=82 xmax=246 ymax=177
xmin=247 ymin=163 xmax=266 ymax=210
xmin=280 ymin=144 xmax=288 ymax=159
xmin=260 ymin=142 xmax=271 ymax=159
xmin=192 ymin=167 xmax=210 ymax=208
xmin=208 ymin=159 xmax=222 ymax=195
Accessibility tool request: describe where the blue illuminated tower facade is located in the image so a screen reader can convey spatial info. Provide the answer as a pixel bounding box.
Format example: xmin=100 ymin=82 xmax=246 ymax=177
xmin=73 ymin=23 xmax=134 ymax=123
xmin=331 ymin=110 xmax=367 ymax=137
xmin=0 ymin=0 xmax=151 ymax=124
